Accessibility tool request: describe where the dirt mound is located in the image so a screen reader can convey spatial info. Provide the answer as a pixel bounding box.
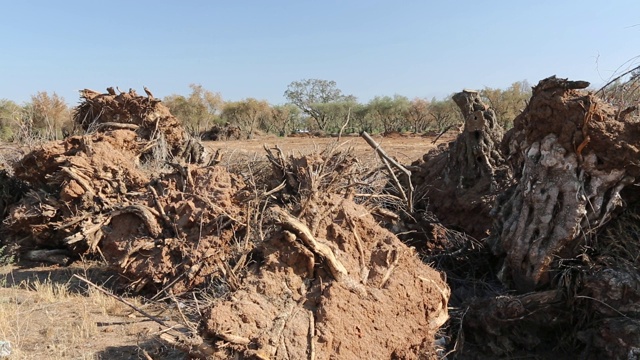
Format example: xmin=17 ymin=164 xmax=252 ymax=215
xmin=3 ymin=88 xmax=250 ymax=293
xmin=5 ymin=128 xmax=247 ymax=293
xmin=206 ymin=194 xmax=449 ymax=359
xmin=411 ymin=90 xmax=512 ymax=239
xmin=74 ymin=87 xmax=206 ymax=164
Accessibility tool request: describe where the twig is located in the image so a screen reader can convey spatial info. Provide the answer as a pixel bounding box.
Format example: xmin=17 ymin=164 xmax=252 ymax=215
xmin=60 ymin=166 xmax=95 ymax=195
xmin=308 ymin=310 xmax=316 ymax=360
xmin=74 ymin=274 xmax=216 ymax=359
xmin=381 ymin=156 xmax=409 ymax=206
xmin=216 ymin=333 xmax=251 ymax=345
xmin=431 ymin=125 xmax=454 ymax=144
xmin=141 ymin=348 xmax=153 ymax=360
xmin=596 ymin=64 xmax=640 ymax=95
xmin=338 ymin=107 xmax=351 ymax=142
xmin=94 ymin=122 xmax=140 ymax=131
xmin=73 ymin=274 xmax=170 ymax=328
xmin=379 ymin=248 xmax=401 ymax=288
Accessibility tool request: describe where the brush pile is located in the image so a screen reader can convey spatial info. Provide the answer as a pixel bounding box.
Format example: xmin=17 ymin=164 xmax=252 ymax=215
xmin=0 ymin=87 xmax=452 ymax=359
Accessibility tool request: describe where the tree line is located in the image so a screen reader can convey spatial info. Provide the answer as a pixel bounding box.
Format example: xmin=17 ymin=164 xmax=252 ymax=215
xmin=0 ymin=79 xmax=537 ymax=142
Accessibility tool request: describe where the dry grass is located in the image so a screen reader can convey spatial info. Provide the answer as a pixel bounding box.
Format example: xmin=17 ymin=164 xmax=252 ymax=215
xmin=0 ymin=265 xmax=186 ymax=359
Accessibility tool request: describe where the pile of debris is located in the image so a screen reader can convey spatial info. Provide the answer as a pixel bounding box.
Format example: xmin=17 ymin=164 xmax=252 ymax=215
xmin=4 ymin=88 xmax=247 ymax=293
xmin=412 ymin=77 xmax=640 ymax=359
xmin=0 ymin=87 xmax=452 ymax=359
xmin=201 ymin=123 xmax=242 ymax=141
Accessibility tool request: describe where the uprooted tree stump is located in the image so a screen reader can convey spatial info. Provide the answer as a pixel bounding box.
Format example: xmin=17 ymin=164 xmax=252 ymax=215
xmin=74 ymin=87 xmax=206 ymax=164
xmin=411 ymin=89 xmax=511 ymax=238
xmin=456 ymin=77 xmax=640 ymax=358
xmin=206 ymin=195 xmax=450 ymax=359
xmin=492 ymin=76 xmax=640 ymax=292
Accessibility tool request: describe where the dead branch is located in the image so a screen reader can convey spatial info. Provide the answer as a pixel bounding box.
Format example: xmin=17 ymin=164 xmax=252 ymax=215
xmin=338 ymin=107 xmax=351 ymax=142
xmin=74 ymin=274 xmax=216 ymax=360
xmin=73 ymin=274 xmax=171 ymax=328
xmin=360 ymin=131 xmax=414 ymax=212
xmin=93 ymin=122 xmax=140 ymax=132
xmin=24 ymin=249 xmax=71 ymax=266
xmin=111 ymin=204 xmax=162 ymax=237
xmin=432 ymin=124 xmax=455 ymax=144
xmin=60 ymin=167 xmax=95 ymax=195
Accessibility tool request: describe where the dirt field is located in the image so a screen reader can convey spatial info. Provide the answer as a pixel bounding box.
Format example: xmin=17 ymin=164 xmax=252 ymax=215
xmin=207 ymin=133 xmax=456 ymax=165
xmin=0 ymin=263 xmax=187 ymax=360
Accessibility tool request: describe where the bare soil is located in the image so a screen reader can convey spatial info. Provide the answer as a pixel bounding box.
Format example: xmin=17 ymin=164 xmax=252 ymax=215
xmin=207 ymin=133 xmax=456 ymax=166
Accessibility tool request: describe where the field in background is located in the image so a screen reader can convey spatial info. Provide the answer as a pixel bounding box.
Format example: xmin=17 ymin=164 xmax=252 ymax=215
xmin=207 ymin=133 xmax=455 ymax=165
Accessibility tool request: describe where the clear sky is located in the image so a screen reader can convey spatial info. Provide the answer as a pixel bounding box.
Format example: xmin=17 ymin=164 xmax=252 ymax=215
xmin=1 ymin=1 xmax=639 ymax=106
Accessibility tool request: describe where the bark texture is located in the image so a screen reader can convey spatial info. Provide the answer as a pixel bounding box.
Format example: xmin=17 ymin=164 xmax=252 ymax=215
xmin=492 ymin=76 xmax=640 ymax=292
xmin=411 ymin=90 xmax=511 ymax=239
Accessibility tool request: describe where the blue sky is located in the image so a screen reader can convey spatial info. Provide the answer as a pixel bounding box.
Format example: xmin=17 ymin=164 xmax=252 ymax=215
xmin=1 ymin=1 xmax=639 ymax=105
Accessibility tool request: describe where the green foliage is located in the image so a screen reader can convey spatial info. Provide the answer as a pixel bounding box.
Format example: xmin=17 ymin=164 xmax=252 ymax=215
xmin=163 ymin=84 xmax=223 ymax=136
xmin=367 ymin=94 xmax=410 ymax=134
xmin=429 ymin=97 xmax=461 ymax=131
xmin=480 ymin=81 xmax=531 ymax=129
xmin=221 ymin=98 xmax=271 ymax=139
xmin=600 ymin=70 xmax=640 ymax=111
xmin=271 ymin=104 xmax=301 ymax=136
xmin=0 ymin=99 xmax=21 ymax=141
xmin=284 ymin=79 xmax=355 ymax=131
xmin=27 ymin=91 xmax=71 ymax=140
xmin=406 ymin=97 xmax=431 ymax=133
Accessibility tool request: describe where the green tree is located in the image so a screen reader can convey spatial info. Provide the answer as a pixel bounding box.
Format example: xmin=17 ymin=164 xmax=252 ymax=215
xmin=284 ymin=79 xmax=354 ymax=131
xmin=26 ymin=92 xmax=70 ymax=140
xmin=313 ymin=100 xmax=357 ymax=133
xmin=270 ymin=104 xmax=301 ymax=136
xmin=480 ymin=81 xmax=531 ymax=128
xmin=406 ymin=97 xmax=430 ymax=134
xmin=429 ymin=97 xmax=461 ymax=131
xmin=0 ymin=99 xmax=23 ymax=141
xmin=367 ymin=95 xmax=410 ymax=134
xmin=163 ymin=84 xmax=223 ymax=136
xmin=221 ymin=98 xmax=271 ymax=139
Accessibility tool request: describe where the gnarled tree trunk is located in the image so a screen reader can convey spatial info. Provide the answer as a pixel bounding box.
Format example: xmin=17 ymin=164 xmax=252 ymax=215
xmin=492 ymin=76 xmax=640 ymax=292
xmin=411 ymin=90 xmax=511 ymax=238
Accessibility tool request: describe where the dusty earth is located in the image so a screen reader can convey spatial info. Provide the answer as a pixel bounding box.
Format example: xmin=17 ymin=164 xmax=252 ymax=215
xmin=207 ymin=132 xmax=456 ymax=167
xmin=0 ymin=263 xmax=188 ymax=360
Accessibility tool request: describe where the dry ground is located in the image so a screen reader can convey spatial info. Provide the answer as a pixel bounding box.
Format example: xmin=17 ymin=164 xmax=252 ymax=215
xmin=207 ymin=132 xmax=455 ymax=165
xmin=0 ymin=263 xmax=187 ymax=359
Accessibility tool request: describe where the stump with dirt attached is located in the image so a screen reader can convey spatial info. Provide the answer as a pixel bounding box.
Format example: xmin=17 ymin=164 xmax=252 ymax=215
xmin=455 ymin=76 xmax=640 ymax=358
xmin=411 ymin=89 xmax=512 ymax=239
xmin=205 ymin=148 xmax=451 ymax=359
xmin=74 ymin=87 xmax=206 ymax=164
xmin=3 ymin=88 xmax=246 ymax=294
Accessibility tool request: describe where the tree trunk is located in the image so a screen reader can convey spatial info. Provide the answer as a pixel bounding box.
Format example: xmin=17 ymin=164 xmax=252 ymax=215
xmin=491 ymin=76 xmax=640 ymax=292
xmin=411 ymin=90 xmax=510 ymax=238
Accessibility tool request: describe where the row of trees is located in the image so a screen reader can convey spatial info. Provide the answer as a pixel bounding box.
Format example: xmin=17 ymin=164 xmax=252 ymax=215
xmin=163 ymin=80 xmax=532 ymax=139
xmin=0 ymin=80 xmax=534 ymax=142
